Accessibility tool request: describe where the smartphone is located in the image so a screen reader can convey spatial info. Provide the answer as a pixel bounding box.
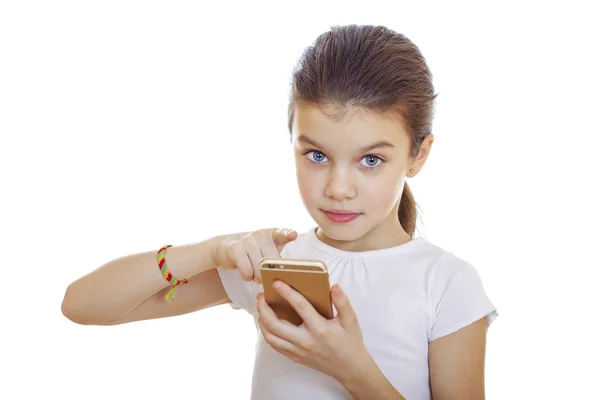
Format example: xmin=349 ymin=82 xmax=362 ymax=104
xmin=259 ymin=257 xmax=333 ymax=326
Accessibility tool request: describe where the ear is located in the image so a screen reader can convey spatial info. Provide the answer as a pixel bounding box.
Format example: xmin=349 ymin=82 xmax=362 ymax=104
xmin=407 ymin=133 xmax=434 ymax=177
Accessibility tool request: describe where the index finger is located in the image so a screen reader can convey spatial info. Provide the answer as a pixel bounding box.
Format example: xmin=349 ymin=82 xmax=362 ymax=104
xmin=261 ymin=237 xmax=282 ymax=259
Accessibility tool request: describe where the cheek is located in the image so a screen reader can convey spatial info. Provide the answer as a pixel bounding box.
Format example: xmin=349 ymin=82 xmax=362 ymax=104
xmin=361 ymin=173 xmax=404 ymax=210
xmin=296 ymin=164 xmax=321 ymax=201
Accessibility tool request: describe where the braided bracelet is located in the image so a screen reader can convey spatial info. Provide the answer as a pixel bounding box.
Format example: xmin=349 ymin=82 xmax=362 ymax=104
xmin=157 ymin=245 xmax=189 ymax=302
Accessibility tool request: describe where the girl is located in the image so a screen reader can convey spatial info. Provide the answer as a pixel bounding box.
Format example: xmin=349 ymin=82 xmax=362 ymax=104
xmin=62 ymin=24 xmax=497 ymax=400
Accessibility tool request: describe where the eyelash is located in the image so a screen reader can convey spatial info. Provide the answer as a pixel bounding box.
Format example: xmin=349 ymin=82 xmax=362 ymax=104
xmin=302 ymin=150 xmax=385 ymax=170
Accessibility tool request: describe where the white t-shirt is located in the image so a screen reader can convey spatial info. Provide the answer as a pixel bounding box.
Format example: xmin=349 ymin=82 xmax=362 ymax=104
xmin=217 ymin=227 xmax=498 ymax=400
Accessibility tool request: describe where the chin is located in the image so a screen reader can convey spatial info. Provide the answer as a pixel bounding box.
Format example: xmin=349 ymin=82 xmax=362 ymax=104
xmin=316 ymin=218 xmax=368 ymax=242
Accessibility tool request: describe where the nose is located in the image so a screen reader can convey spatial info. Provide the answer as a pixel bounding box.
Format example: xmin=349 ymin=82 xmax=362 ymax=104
xmin=324 ymin=166 xmax=356 ymax=201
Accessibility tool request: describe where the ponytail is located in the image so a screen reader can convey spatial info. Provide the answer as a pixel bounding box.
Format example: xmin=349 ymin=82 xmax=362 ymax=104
xmin=398 ymin=182 xmax=418 ymax=239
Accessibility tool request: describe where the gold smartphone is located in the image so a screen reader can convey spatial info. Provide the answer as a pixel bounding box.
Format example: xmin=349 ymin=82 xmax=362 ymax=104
xmin=259 ymin=257 xmax=333 ymax=326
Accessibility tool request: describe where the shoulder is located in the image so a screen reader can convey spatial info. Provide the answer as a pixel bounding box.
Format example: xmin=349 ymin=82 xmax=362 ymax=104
xmin=415 ymin=239 xmax=490 ymax=309
xmin=418 ymin=239 xmax=481 ymax=284
xmin=424 ymin=239 xmax=497 ymax=340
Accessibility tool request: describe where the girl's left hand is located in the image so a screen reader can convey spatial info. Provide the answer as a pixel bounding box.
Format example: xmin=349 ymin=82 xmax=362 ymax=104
xmin=256 ymin=281 xmax=371 ymax=383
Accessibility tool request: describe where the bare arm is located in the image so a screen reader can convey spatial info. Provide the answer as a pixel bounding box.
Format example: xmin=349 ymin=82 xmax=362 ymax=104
xmin=61 ymin=233 xmax=247 ymax=325
xmin=102 ymin=268 xmax=230 ymax=325
xmin=428 ymin=317 xmax=488 ymax=400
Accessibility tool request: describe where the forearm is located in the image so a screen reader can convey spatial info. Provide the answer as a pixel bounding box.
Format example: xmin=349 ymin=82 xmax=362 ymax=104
xmin=62 ymin=232 xmax=246 ymax=323
xmin=339 ymin=353 xmax=406 ymax=400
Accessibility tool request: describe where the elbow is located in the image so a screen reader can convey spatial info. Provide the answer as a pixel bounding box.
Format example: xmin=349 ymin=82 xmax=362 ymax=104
xmin=61 ymin=283 xmax=96 ymax=325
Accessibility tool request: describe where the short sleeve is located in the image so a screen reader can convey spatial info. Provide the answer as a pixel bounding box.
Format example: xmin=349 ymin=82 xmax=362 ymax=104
xmin=429 ymin=254 xmax=498 ymax=342
xmin=216 ymin=266 xmax=260 ymax=315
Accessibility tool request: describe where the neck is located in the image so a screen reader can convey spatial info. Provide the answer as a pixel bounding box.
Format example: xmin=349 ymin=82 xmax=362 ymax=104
xmin=316 ymin=219 xmax=412 ymax=252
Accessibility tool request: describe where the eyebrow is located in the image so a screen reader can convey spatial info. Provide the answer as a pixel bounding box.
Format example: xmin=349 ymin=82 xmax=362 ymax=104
xmin=298 ymin=134 xmax=395 ymax=153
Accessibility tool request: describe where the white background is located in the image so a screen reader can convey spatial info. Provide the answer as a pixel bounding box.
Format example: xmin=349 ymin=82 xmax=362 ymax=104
xmin=1 ymin=1 xmax=598 ymax=398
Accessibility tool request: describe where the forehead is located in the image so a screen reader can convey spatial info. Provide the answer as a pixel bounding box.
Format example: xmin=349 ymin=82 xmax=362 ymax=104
xmin=291 ymin=102 xmax=409 ymax=149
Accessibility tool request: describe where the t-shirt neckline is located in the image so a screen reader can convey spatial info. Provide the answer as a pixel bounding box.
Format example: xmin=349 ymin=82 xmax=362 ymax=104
xmin=306 ymin=226 xmax=426 ymax=259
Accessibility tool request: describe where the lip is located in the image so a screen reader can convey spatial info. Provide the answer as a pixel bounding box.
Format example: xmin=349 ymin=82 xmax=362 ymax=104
xmin=321 ymin=209 xmax=361 ymax=224
xmin=322 ymin=208 xmax=361 ymax=215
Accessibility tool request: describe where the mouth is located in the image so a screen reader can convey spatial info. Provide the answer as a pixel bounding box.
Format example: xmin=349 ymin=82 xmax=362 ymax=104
xmin=321 ymin=209 xmax=362 ymax=224
xmin=322 ymin=208 xmax=360 ymax=215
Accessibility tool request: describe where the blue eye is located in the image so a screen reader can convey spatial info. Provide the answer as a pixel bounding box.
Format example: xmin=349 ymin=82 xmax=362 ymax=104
xmin=360 ymin=155 xmax=383 ymax=168
xmin=303 ymin=150 xmax=385 ymax=169
xmin=305 ymin=150 xmax=328 ymax=163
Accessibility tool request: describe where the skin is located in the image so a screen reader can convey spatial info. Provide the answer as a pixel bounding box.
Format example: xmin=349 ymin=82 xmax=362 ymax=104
xmin=256 ymin=102 xmax=488 ymax=399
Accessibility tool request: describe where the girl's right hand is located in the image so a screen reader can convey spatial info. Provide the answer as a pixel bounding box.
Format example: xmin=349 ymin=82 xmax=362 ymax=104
xmin=213 ymin=228 xmax=298 ymax=284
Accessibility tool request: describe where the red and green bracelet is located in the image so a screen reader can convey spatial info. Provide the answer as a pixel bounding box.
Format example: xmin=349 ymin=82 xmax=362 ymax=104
xmin=157 ymin=244 xmax=189 ymax=302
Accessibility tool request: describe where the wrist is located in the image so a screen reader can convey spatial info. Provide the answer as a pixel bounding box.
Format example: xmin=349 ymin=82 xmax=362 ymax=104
xmin=210 ymin=232 xmax=249 ymax=269
xmin=209 ymin=236 xmax=224 ymax=270
xmin=336 ymin=347 xmax=376 ymax=388
xmin=164 ymin=240 xmax=214 ymax=279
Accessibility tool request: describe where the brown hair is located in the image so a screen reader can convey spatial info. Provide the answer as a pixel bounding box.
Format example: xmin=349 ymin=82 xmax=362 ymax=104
xmin=287 ymin=24 xmax=438 ymax=239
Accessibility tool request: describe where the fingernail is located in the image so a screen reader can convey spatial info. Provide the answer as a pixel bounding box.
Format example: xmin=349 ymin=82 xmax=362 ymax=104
xmin=333 ymin=285 xmax=342 ymax=297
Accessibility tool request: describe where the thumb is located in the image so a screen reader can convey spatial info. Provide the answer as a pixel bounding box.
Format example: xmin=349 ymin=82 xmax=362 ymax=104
xmin=332 ymin=285 xmax=360 ymax=331
xmin=273 ymin=228 xmax=298 ymax=252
